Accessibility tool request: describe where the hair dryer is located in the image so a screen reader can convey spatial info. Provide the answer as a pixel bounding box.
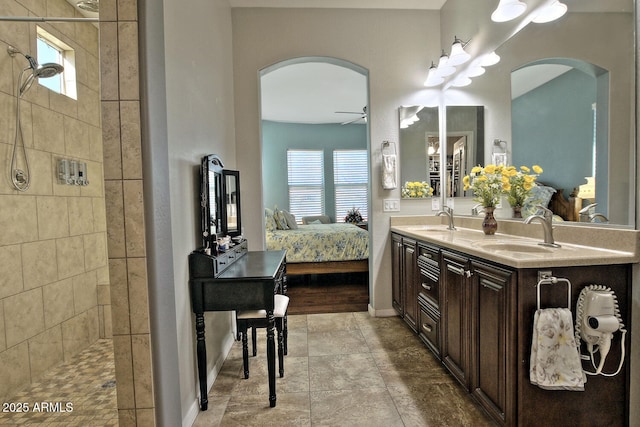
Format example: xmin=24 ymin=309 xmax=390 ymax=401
xmin=576 ymin=285 xmax=626 ymax=376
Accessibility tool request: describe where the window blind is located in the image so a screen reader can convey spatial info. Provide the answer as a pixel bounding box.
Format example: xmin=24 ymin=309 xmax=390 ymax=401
xmin=287 ymin=150 xmax=324 ymax=219
xmin=334 ymin=150 xmax=368 ymax=221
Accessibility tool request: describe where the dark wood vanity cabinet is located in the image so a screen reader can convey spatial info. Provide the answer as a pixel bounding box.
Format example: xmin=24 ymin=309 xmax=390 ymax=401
xmin=391 ymin=231 xmax=630 ymax=426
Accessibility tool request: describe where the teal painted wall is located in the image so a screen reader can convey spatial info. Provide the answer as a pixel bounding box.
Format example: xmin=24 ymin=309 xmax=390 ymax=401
xmin=512 ymin=69 xmax=596 ymax=199
xmin=262 ymin=121 xmax=367 ymax=222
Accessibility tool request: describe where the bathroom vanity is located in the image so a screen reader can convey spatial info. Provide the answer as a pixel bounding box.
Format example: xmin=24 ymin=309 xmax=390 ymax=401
xmin=391 ymin=216 xmax=638 ymax=427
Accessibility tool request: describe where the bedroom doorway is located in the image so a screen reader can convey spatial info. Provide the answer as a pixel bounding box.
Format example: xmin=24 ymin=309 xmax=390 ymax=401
xmin=259 ymin=57 xmax=370 ymax=314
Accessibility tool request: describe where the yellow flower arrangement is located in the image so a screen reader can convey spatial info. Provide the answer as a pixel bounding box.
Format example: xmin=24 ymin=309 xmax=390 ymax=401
xmin=504 ymin=165 xmax=543 ymax=207
xmin=462 ymin=164 xmax=509 ymax=208
xmin=401 ymin=181 xmax=433 ymax=198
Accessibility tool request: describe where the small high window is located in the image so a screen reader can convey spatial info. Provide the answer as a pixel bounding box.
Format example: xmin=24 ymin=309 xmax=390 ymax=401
xmin=36 ymin=26 xmax=77 ymax=99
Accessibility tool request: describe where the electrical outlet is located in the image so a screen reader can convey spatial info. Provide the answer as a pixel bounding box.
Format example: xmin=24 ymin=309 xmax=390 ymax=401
xmin=383 ymin=199 xmax=400 ymax=212
xmin=431 ymin=198 xmax=440 ymax=211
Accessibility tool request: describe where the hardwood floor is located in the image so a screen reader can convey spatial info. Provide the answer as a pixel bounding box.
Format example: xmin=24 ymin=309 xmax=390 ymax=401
xmin=286 ymin=272 xmax=369 ymax=314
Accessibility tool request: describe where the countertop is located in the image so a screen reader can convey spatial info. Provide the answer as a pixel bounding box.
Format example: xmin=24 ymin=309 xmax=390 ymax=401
xmin=390 ymin=217 xmax=640 ymax=269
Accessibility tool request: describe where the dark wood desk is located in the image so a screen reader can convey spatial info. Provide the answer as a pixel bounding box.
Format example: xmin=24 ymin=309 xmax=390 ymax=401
xmin=189 ymin=250 xmax=287 ymax=410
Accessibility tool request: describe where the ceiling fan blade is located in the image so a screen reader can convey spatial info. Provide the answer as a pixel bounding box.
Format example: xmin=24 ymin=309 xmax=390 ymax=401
xmin=341 ymin=116 xmax=364 ymax=125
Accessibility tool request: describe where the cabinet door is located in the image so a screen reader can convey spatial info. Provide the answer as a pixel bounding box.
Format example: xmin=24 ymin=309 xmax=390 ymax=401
xmin=391 ymin=233 xmax=403 ymax=316
xmin=470 ymin=261 xmax=515 ymax=426
xmin=441 ymin=251 xmax=470 ymax=389
xmin=402 ymin=238 xmax=418 ymax=331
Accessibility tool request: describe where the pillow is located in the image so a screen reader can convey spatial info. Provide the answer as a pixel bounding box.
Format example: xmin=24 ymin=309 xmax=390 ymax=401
xmin=273 ymin=207 xmax=289 ymax=230
xmin=265 ymin=208 xmax=277 ymax=232
xmin=309 ymin=219 xmax=323 ymax=224
xmin=522 ymin=185 xmax=557 ymax=217
xmin=282 ymin=210 xmax=298 ymax=230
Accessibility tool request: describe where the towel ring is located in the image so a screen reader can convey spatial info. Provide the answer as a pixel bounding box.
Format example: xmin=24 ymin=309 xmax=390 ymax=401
xmin=536 ymin=277 xmax=572 ymax=310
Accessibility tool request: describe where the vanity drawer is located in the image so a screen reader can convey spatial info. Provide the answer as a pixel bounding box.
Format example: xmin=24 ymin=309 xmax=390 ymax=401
xmin=419 ymin=265 xmax=439 ymax=308
xmin=418 ymin=297 xmax=440 ymax=358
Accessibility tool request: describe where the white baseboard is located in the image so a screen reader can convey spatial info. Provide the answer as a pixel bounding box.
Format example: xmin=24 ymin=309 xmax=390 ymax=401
xmin=183 ymin=331 xmax=236 ymax=427
xmin=368 ymin=304 xmax=399 ymax=317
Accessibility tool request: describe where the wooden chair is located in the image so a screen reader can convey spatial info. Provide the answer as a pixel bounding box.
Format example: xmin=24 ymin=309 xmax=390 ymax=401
xmin=236 ymin=294 xmax=289 ymax=379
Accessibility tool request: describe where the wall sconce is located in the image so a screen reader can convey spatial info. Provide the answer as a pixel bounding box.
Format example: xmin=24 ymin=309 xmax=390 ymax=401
xmin=531 ymin=1 xmax=567 ymax=23
xmin=436 ymin=50 xmax=456 ymax=77
xmin=480 ymin=51 xmax=501 ymax=66
xmin=491 ymin=0 xmax=527 ymax=23
xmin=448 ymin=36 xmax=471 ymax=66
xmin=424 ymin=62 xmax=445 ymax=87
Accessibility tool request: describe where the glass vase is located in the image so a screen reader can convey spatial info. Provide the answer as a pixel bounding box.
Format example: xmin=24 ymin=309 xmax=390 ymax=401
xmin=482 ymin=207 xmax=498 ymax=235
xmin=512 ymin=205 xmax=522 ymax=218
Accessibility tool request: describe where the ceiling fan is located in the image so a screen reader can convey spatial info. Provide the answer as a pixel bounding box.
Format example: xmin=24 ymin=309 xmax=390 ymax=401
xmin=335 ymin=106 xmax=367 ymax=125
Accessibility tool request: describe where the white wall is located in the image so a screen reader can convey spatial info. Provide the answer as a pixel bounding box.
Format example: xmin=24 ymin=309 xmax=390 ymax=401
xmin=232 ymin=7 xmax=442 ymax=314
xmin=143 ymin=0 xmax=237 ymax=425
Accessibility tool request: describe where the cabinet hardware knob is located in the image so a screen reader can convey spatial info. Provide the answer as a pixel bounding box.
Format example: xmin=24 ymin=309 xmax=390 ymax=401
xmin=421 ymin=283 xmax=432 ymax=291
xmin=465 ymin=270 xmax=472 ymax=278
xmin=422 ymin=323 xmax=433 ymax=333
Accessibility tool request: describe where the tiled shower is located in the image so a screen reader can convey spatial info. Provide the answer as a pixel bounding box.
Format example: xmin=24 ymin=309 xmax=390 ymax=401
xmin=0 ymin=0 xmax=110 ymax=403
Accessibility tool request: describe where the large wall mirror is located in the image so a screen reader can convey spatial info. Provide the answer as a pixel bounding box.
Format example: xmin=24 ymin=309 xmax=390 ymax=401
xmin=400 ymin=0 xmax=635 ymax=227
xmin=399 ymin=106 xmax=484 ymax=198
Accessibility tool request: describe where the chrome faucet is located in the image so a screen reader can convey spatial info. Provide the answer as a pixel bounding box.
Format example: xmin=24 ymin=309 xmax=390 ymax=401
xmin=437 ymin=206 xmax=456 ymax=230
xmin=471 ymin=203 xmax=484 ymax=216
xmin=523 ymin=205 xmax=560 ymax=248
xmin=589 ymin=213 xmax=609 ymax=223
xmin=579 ymin=203 xmax=598 ymax=222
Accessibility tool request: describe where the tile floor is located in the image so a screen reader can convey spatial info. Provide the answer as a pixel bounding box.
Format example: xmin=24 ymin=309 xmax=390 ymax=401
xmin=193 ymin=312 xmax=498 ymax=427
xmin=0 ymin=339 xmax=118 ymax=426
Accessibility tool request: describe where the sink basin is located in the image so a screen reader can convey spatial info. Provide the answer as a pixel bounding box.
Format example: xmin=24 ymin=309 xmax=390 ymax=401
xmin=406 ymin=225 xmax=451 ymax=232
xmin=477 ymin=242 xmax=552 ymax=253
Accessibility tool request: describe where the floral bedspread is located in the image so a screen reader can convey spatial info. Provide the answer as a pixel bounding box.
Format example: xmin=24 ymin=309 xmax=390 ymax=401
xmin=266 ymin=223 xmax=369 ymax=263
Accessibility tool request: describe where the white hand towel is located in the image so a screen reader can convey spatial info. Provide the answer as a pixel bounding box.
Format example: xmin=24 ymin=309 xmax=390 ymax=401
xmin=530 ymin=308 xmax=585 ymax=391
xmin=382 ymin=154 xmax=397 ymax=189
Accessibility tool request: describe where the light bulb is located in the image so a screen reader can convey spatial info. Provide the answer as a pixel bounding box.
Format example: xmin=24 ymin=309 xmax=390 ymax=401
xmin=532 ymin=1 xmax=567 ymax=24
xmin=491 ymin=0 xmax=527 ymax=23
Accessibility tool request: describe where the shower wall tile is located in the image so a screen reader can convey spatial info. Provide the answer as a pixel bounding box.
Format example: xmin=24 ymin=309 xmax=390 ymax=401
xmin=136 ymin=409 xmax=156 ymax=427
xmin=0 ymin=342 xmax=30 ymax=401
xmin=4 ymin=288 xmax=45 ymax=348
xmin=73 ymin=271 xmax=98 ymax=314
xmin=118 ymin=22 xmax=139 ymax=101
xmin=43 ymin=278 xmax=74 ymax=328
xmin=93 ymin=197 xmax=108 ymax=232
xmin=61 ymin=310 xmax=90 ymax=360
xmin=78 ymin=84 xmax=101 ymax=127
xmin=131 ymin=334 xmax=154 ymax=408
xmin=123 ymin=180 xmax=146 ymax=258
xmin=98 ymin=282 xmax=111 ymax=305
xmin=119 ymin=409 xmax=136 ymax=427
xmin=121 ymin=101 xmax=142 ymax=180
xmin=0 ymin=304 xmax=5 ymax=351
xmin=0 ymin=94 xmax=16 ymax=153
xmin=28 ymin=326 xmax=64 ymax=380
xmin=68 ymin=196 xmax=95 ymax=235
xmin=102 ymin=101 xmax=123 ymax=180
xmin=84 ymin=232 xmax=108 ymax=271
xmin=22 ymin=239 xmax=58 ymax=290
xmin=81 ymin=160 xmax=105 ymax=198
xmin=0 ymin=144 xmax=13 ymax=195
xmin=50 ymin=90 xmax=78 ymax=120
xmin=100 ymin=0 xmax=118 ymax=22
xmin=0 ymin=196 xmax=38 ymax=246
xmin=100 ymin=22 xmax=119 ymax=102
xmin=88 ymin=306 xmax=100 ymax=343
xmin=118 ymin=0 xmax=138 ymax=21
xmin=0 ymin=244 xmax=23 ymax=300
xmin=109 ymin=258 xmax=131 ymax=335
xmin=31 ymin=104 xmax=65 ymax=155
xmin=100 ymin=304 xmax=114 ymax=338
xmin=105 ymin=180 xmax=126 ymax=258
xmin=56 ymin=235 xmax=85 ymax=279
xmin=113 ymin=334 xmax=135 ymax=409
xmin=0 ymin=3 xmax=30 ymax=54
xmin=64 ymin=116 xmax=92 ymax=160
xmin=27 ymin=149 xmax=54 ymax=196
xmin=128 ymin=258 xmax=149 ymax=334
xmin=89 ymin=124 xmax=104 ymax=163
xmin=37 ymin=196 xmax=70 ymax=240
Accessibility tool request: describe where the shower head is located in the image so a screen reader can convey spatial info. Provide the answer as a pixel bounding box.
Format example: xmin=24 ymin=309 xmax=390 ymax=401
xmin=8 ymin=46 xmax=64 ymax=97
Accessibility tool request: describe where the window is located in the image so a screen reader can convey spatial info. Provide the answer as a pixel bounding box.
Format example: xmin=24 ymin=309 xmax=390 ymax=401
xmin=287 ymin=150 xmax=324 ymax=219
xmin=36 ymin=27 xmax=77 ymax=99
xmin=334 ymin=150 xmax=368 ymax=221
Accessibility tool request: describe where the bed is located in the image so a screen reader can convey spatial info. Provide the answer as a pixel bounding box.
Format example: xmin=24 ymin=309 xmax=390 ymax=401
xmin=265 ymin=209 xmax=369 ymax=275
xmin=527 ymin=182 xmax=582 ymax=222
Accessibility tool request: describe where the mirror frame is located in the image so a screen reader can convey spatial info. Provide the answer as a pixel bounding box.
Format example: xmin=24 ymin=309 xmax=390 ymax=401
xmin=222 ymin=169 xmax=242 ymax=238
xmin=200 ymin=154 xmax=224 ymax=250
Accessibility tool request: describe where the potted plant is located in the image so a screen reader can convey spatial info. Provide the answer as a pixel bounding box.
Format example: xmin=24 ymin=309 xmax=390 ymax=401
xmin=344 ymin=207 xmax=363 ymax=224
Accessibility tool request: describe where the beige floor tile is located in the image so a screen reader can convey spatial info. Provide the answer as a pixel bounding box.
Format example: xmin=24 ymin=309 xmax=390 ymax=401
xmin=310 ymin=388 xmax=403 ymax=427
